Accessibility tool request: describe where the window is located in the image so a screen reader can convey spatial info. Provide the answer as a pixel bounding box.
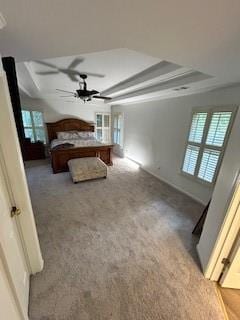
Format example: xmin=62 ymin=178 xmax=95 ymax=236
xmin=95 ymin=113 xmax=111 ymax=143
xmin=182 ymin=107 xmax=236 ymax=184
xmin=22 ymin=110 xmax=46 ymax=144
xmin=113 ymin=113 xmax=122 ymax=146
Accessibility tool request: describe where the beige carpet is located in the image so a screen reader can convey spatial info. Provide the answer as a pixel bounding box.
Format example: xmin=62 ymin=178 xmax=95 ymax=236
xmin=26 ymin=157 xmax=224 ymax=320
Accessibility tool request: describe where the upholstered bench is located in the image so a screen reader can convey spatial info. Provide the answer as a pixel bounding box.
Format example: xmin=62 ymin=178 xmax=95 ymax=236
xmin=68 ymin=157 xmax=107 ymax=183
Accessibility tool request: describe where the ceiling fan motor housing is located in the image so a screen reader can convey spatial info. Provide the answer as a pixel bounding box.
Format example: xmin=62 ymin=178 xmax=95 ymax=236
xmin=56 ymin=72 xmax=111 ymax=101
xmin=79 ymin=74 xmax=87 ymax=80
xmin=76 ymin=89 xmax=99 ymax=98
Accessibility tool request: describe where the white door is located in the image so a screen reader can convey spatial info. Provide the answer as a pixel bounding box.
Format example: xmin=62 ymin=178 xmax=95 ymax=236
xmin=220 ymin=231 xmax=240 ymax=289
xmin=0 ymin=151 xmax=30 ymax=319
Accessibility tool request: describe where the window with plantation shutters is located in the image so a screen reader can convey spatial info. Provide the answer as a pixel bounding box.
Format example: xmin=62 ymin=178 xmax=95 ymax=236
xmin=113 ymin=113 xmax=122 ymax=146
xmin=182 ymin=107 xmax=236 ymax=184
xmin=22 ymin=110 xmax=46 ymax=144
xmin=95 ymin=113 xmax=111 ymax=143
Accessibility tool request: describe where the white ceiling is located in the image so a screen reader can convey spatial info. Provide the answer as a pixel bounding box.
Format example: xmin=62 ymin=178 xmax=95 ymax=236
xmin=16 ymin=49 xmax=160 ymax=100
xmin=1 ymin=0 xmax=240 ymax=104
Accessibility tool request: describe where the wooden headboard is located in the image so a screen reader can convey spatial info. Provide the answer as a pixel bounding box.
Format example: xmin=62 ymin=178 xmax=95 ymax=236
xmin=46 ymin=118 xmax=95 ymax=142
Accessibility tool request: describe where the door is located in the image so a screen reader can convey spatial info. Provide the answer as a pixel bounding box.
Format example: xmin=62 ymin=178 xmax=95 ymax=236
xmin=220 ymin=231 xmax=240 ymax=289
xmin=0 ymin=150 xmax=30 ymax=318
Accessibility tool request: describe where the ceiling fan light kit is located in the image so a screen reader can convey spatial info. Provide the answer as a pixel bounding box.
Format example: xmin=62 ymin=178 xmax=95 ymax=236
xmin=56 ymin=74 xmax=112 ymax=103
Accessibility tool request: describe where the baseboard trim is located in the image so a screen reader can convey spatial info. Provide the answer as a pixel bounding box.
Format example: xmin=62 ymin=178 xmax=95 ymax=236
xmin=124 ymin=156 xmax=206 ymax=205
xmin=142 ymin=166 xmax=206 ymax=206
xmin=125 ymin=156 xmax=142 ymax=167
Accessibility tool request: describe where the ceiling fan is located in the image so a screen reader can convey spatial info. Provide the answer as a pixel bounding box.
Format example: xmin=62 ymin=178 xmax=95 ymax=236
xmin=35 ymin=58 xmax=104 ymax=82
xmin=56 ymin=74 xmax=112 ymax=102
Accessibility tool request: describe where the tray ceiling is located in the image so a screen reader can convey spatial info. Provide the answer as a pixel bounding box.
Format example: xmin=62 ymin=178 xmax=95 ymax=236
xmin=16 ymin=48 xmax=234 ymax=104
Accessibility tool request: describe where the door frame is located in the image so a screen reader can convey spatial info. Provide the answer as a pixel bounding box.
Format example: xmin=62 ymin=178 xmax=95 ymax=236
xmin=220 ymin=230 xmax=240 ymax=287
xmin=209 ymin=178 xmax=240 ymax=281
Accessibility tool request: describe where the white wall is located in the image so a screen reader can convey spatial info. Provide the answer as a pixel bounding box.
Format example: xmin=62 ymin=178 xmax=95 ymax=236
xmin=20 ymin=96 xmax=111 ymax=123
xmin=112 ymin=85 xmax=240 ymax=205
xmin=112 ymin=85 xmax=240 ymax=276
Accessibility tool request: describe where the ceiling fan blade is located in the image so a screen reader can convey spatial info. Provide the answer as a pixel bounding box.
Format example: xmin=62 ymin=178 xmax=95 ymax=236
xmin=34 ymin=60 xmax=104 ymax=79
xmin=90 ymin=90 xmax=99 ymax=95
xmin=67 ymin=73 xmax=78 ymax=82
xmin=83 ymin=72 xmax=105 ymax=78
xmin=34 ymin=60 xmax=58 ymax=69
xmin=93 ymin=95 xmax=112 ymax=100
xmin=56 ymin=89 xmax=75 ymax=94
xmin=68 ymin=57 xmax=84 ymax=69
xmin=36 ymin=71 xmax=59 ymax=75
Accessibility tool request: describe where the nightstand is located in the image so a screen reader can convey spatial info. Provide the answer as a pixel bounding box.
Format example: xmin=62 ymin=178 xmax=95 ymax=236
xmin=23 ymin=139 xmax=45 ymax=161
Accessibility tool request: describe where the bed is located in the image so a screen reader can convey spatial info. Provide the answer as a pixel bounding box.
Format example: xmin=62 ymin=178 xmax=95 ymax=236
xmin=46 ymin=118 xmax=113 ymax=173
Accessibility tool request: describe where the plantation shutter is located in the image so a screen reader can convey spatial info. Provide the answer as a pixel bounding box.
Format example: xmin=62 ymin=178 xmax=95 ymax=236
xmin=182 ymin=145 xmax=199 ymax=175
xmin=198 ymin=149 xmax=220 ymax=182
xmin=206 ymin=112 xmax=232 ymax=147
xmin=188 ymin=112 xmax=207 ymax=143
xmin=182 ymin=109 xmax=234 ymax=184
xmin=182 ymin=112 xmax=207 ymax=176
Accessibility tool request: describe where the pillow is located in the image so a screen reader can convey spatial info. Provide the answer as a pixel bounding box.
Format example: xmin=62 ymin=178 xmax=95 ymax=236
xmin=77 ymin=131 xmax=95 ymax=140
xmin=52 ymin=142 xmax=75 ymax=150
xmin=57 ymin=131 xmax=79 ymax=140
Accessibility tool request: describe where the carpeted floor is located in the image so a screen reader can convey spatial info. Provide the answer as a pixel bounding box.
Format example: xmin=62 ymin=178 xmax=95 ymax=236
xmin=26 ymin=157 xmax=224 ymax=320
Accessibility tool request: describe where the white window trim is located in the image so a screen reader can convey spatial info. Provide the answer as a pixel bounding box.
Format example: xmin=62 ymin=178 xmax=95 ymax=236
xmin=22 ymin=109 xmax=46 ymax=144
xmin=181 ymin=106 xmax=238 ymax=186
xmin=113 ymin=112 xmax=123 ymax=147
xmin=95 ymin=112 xmax=111 ymax=143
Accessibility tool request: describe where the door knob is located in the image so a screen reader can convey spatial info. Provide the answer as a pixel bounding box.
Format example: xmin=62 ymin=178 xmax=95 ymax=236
xmin=11 ymin=206 xmax=21 ymax=218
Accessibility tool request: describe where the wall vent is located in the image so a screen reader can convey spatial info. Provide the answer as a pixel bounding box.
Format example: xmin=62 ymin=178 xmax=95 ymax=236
xmin=173 ymin=86 xmax=189 ymax=91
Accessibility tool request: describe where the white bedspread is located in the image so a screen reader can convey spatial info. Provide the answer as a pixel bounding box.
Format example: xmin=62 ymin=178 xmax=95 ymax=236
xmin=51 ymin=138 xmax=111 ymax=149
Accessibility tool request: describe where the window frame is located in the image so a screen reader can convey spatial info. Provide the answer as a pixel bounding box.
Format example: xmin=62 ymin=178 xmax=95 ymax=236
xmin=181 ymin=106 xmax=237 ymax=185
xmin=22 ymin=109 xmax=46 ymax=144
xmin=95 ymin=112 xmax=111 ymax=143
xmin=113 ymin=112 xmax=123 ymax=147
